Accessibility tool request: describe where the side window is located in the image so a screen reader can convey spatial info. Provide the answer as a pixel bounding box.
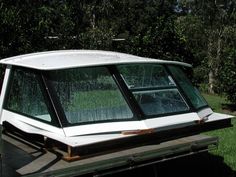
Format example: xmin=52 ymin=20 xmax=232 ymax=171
xmin=168 ymin=65 xmax=208 ymax=110
xmin=5 ymin=68 xmax=53 ymax=123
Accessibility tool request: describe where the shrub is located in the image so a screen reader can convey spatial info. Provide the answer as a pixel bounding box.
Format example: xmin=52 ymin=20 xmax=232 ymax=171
xmin=218 ymin=49 xmax=236 ymax=103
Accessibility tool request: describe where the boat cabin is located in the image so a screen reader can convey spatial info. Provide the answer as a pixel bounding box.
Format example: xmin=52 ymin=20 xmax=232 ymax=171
xmin=0 ymin=50 xmax=233 ymax=156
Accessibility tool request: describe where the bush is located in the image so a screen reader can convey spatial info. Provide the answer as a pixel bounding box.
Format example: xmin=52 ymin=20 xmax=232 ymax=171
xmin=218 ymin=49 xmax=236 ymax=103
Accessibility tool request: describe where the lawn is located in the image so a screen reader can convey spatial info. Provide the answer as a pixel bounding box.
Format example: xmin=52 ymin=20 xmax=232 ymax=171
xmin=203 ymin=93 xmax=236 ymax=170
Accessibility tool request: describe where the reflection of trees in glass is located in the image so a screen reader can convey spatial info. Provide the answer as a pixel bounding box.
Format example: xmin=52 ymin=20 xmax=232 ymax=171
xmin=134 ymin=89 xmax=189 ymax=115
xmin=118 ymin=64 xmax=175 ymax=88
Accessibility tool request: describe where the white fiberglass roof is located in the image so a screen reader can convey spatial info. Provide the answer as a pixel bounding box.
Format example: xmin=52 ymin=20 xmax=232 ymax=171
xmin=0 ymin=50 xmax=192 ymax=70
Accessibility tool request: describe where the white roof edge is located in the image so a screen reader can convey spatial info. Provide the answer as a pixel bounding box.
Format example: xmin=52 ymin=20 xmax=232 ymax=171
xmin=0 ymin=50 xmax=192 ymax=70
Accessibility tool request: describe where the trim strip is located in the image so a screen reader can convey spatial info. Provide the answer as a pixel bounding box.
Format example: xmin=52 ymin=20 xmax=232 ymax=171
xmin=0 ymin=65 xmax=11 ymax=124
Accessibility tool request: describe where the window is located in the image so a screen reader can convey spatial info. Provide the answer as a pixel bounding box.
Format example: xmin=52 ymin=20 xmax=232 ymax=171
xmin=47 ymin=67 xmax=133 ymax=124
xmin=118 ymin=64 xmax=189 ymax=116
xmin=119 ymin=64 xmax=175 ymax=89
xmin=5 ymin=68 xmax=54 ymax=123
xmin=168 ymin=65 xmax=208 ymax=110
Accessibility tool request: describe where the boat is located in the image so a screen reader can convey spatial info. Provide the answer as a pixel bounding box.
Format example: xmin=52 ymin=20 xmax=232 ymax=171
xmin=0 ymin=50 xmax=233 ymax=159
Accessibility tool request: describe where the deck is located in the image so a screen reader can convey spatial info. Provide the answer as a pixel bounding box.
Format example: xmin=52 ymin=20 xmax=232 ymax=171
xmin=0 ymin=133 xmax=218 ymax=177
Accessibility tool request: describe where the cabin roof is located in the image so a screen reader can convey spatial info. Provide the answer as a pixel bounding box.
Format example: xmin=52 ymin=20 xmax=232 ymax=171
xmin=0 ymin=50 xmax=192 ymax=70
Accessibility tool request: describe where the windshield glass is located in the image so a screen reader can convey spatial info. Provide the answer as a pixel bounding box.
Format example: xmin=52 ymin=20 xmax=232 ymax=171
xmin=5 ymin=68 xmax=57 ymax=125
xmin=119 ymin=64 xmax=175 ymax=89
xmin=45 ymin=64 xmax=206 ymax=125
xmin=167 ymin=65 xmax=208 ymax=110
xmin=117 ymin=64 xmax=190 ymax=116
xmin=47 ymin=67 xmax=133 ymax=125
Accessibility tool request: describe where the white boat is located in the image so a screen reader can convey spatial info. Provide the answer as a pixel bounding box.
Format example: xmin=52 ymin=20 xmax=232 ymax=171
xmin=0 ymin=50 xmax=233 ymax=150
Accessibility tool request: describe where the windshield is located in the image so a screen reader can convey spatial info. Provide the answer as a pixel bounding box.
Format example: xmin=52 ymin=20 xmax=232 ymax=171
xmin=4 ymin=67 xmax=58 ymax=126
xmin=47 ymin=66 xmax=133 ymax=125
xmin=167 ymin=65 xmax=208 ymax=110
xmin=117 ymin=64 xmax=190 ymax=116
xmin=3 ymin=64 xmax=209 ymax=129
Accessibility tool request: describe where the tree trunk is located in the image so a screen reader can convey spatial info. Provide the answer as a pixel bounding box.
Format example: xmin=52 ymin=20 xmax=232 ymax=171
xmin=207 ymin=35 xmax=215 ymax=94
xmin=215 ymin=33 xmax=222 ymax=77
xmin=207 ymin=30 xmax=222 ymax=94
xmin=208 ymin=70 xmax=215 ymax=94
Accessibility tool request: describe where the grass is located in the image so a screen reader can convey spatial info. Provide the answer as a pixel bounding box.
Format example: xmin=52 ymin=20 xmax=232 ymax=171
xmin=203 ymin=93 xmax=236 ymax=170
xmin=202 ymin=93 xmax=229 ymax=112
xmin=67 ymin=90 xmax=125 ymax=111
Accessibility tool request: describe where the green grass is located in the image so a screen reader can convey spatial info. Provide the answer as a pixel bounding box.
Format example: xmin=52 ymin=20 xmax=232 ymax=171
xmin=202 ymin=93 xmax=229 ymax=112
xmin=68 ymin=90 xmax=125 ymax=111
xmin=203 ymin=93 xmax=236 ymax=170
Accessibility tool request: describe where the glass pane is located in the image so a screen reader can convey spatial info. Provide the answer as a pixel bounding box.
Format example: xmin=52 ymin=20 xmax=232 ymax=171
xmin=6 ymin=68 xmax=52 ymax=122
xmin=118 ymin=64 xmax=175 ymax=89
xmin=134 ymin=89 xmax=189 ymax=115
xmin=168 ymin=66 xmax=208 ymax=109
xmin=118 ymin=64 xmax=189 ymax=116
xmin=48 ymin=67 xmax=133 ymax=124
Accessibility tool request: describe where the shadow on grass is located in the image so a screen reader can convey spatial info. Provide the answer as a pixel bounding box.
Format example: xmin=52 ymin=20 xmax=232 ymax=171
xmin=110 ymin=152 xmax=235 ymax=177
xmin=222 ymin=104 xmax=236 ymax=114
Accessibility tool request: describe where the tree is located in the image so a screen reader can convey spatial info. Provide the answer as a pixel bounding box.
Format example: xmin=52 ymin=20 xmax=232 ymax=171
xmin=218 ymin=25 xmax=236 ymax=102
xmin=0 ymin=0 xmax=191 ymax=61
xmin=176 ymin=0 xmax=236 ymax=94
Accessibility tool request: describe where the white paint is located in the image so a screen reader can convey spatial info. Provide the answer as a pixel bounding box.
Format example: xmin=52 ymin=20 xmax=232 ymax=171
xmin=0 ymin=50 xmax=192 ymax=70
xmin=197 ymin=107 xmax=213 ymax=118
xmin=2 ymin=107 xmax=233 ymax=147
xmin=206 ymin=112 xmax=234 ymax=122
xmin=1 ymin=110 xmax=65 ymax=136
xmin=63 ymin=121 xmax=147 ymax=136
xmin=144 ymin=112 xmax=199 ymax=128
xmin=63 ymin=112 xmax=199 ymax=136
xmin=0 ymin=66 xmax=11 ymax=124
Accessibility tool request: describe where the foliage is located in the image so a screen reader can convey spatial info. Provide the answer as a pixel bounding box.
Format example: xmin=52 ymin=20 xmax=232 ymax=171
xmin=176 ymin=0 xmax=236 ymax=100
xmin=218 ymin=49 xmax=236 ymax=102
xmin=79 ymin=27 xmax=114 ymax=50
xmin=0 ymin=0 xmax=192 ymax=62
